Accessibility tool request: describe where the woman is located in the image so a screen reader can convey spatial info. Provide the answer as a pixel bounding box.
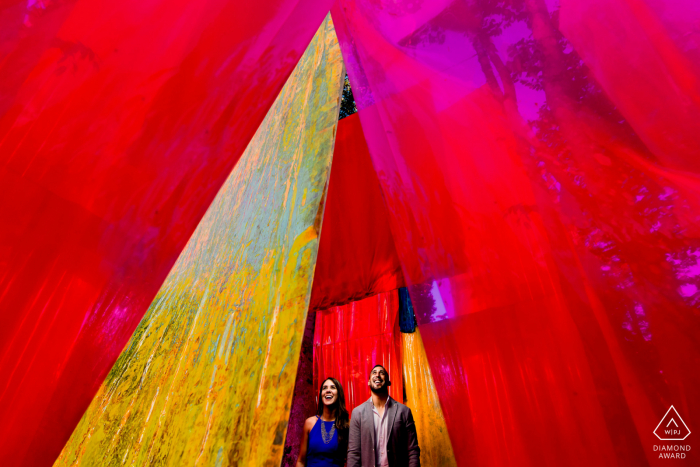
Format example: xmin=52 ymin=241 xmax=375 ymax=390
xmin=296 ymin=377 xmax=349 ymax=467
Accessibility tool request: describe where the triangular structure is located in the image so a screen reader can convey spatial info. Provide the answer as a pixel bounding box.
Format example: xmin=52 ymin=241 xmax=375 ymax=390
xmin=654 ymin=406 xmax=691 ymax=441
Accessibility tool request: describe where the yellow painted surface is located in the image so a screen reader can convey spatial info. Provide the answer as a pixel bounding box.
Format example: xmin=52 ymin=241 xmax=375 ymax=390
xmin=402 ymin=329 xmax=458 ymax=467
xmin=55 ymin=16 xmax=344 ymax=467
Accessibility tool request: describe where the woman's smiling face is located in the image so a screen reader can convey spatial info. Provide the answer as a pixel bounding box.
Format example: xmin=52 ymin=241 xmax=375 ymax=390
xmin=321 ymin=379 xmax=338 ymax=406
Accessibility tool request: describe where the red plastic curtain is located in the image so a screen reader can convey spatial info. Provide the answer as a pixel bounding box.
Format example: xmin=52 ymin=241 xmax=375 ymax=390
xmin=313 ymin=290 xmax=403 ymax=414
xmin=0 ymin=1 xmax=334 ymax=464
xmin=331 ymin=0 xmax=700 ymax=465
xmin=310 ymin=113 xmax=405 ymax=311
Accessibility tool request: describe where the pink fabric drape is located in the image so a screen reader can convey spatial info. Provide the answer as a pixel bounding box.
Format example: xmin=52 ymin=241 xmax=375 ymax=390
xmin=331 ymin=0 xmax=700 ymax=465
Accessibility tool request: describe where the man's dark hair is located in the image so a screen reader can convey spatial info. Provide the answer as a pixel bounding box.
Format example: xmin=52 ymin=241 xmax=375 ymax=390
xmin=370 ymin=364 xmax=390 ymax=384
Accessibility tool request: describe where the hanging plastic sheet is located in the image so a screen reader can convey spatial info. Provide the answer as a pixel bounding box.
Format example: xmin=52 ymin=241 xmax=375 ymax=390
xmin=313 ymin=291 xmax=403 ymax=413
xmin=561 ymin=0 xmax=700 ymax=176
xmin=310 ymin=113 xmax=405 ymax=311
xmin=54 ymin=16 xmax=344 ymax=466
xmin=331 ymin=0 xmax=700 ymax=465
xmin=402 ymin=328 xmax=457 ymax=467
xmin=0 ymin=0 xmax=334 ymax=464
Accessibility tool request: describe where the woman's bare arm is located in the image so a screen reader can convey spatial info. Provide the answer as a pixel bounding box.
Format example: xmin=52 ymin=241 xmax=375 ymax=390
xmin=296 ymin=417 xmax=315 ymax=467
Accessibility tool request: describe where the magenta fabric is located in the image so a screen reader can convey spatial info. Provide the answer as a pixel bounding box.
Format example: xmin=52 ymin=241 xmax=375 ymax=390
xmin=332 ymin=0 xmax=700 ymax=465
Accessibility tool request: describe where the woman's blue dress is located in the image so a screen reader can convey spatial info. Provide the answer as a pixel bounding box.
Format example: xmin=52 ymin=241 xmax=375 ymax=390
xmin=306 ymin=417 xmax=343 ymax=467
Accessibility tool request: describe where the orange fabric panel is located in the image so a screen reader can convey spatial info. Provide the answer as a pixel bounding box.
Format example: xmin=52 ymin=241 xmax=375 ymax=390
xmin=402 ymin=329 xmax=457 ymax=467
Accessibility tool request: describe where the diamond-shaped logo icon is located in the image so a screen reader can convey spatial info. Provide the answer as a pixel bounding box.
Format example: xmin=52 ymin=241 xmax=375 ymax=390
xmin=654 ymin=406 xmax=691 ymax=440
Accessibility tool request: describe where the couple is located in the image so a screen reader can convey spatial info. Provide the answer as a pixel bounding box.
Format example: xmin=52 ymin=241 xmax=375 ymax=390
xmin=296 ymin=365 xmax=421 ymax=467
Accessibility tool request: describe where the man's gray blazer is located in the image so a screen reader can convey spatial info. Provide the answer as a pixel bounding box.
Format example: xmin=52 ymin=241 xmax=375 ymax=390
xmin=347 ymin=397 xmax=421 ymax=467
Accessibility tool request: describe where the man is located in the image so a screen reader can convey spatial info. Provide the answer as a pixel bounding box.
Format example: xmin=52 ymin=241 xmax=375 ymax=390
xmin=348 ymin=364 xmax=420 ymax=467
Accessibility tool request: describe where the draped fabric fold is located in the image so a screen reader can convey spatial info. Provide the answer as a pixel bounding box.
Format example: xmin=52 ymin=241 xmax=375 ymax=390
xmin=310 ymin=113 xmax=405 ymax=311
xmin=331 ymin=0 xmax=700 ymax=465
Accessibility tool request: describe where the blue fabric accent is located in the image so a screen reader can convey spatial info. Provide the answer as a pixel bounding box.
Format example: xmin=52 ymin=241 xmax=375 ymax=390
xmin=398 ymin=287 xmax=417 ymax=333
xmin=307 ymin=417 xmax=342 ymax=467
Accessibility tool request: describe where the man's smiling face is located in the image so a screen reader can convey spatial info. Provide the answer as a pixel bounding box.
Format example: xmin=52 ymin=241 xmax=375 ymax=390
xmin=368 ymin=365 xmax=389 ymax=393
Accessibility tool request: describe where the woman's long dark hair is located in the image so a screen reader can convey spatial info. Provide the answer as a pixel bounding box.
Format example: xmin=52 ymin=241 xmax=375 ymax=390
xmin=317 ymin=377 xmax=349 ymax=459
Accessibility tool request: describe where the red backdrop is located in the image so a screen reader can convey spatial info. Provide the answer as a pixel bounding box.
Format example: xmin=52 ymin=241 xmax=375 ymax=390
xmin=313 ymin=290 xmax=403 ymax=414
xmin=310 ymin=113 xmax=405 ymax=311
xmin=2 ymin=1 xmax=700 ymax=465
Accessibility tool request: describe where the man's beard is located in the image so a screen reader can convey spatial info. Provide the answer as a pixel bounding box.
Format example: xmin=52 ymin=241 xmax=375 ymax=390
xmin=370 ymin=384 xmax=389 ymax=395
